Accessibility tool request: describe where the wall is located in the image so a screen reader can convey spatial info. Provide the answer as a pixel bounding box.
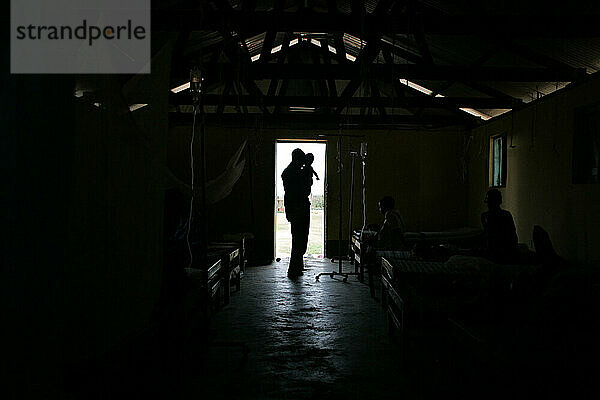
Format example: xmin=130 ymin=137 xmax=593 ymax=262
xmin=467 ymin=75 xmax=600 ymax=263
xmin=4 ymin=35 xmax=175 ymax=397
xmin=3 ymin=74 xmax=76 ymax=398
xmin=168 ymin=122 xmax=468 ymax=261
xmin=365 ymin=127 xmax=468 ymax=232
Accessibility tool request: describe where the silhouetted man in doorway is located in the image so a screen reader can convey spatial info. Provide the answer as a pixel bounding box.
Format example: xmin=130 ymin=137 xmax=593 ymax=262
xmin=282 ymin=148 xmax=311 ymax=277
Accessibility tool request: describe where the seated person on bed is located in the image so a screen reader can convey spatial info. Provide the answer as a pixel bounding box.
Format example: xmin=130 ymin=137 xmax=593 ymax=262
xmin=481 ymin=188 xmax=519 ymax=264
xmin=375 ymin=196 xmax=406 ymax=249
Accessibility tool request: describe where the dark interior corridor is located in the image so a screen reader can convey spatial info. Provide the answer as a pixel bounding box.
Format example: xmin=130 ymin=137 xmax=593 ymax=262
xmin=64 ymin=258 xmax=599 ymax=400
xmin=5 ymin=2 xmax=600 ymax=399
xmin=64 ymin=260 xmax=409 ymax=399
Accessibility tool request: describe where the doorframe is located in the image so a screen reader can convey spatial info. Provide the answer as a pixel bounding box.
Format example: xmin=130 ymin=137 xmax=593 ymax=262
xmin=274 ymin=138 xmax=327 ymax=259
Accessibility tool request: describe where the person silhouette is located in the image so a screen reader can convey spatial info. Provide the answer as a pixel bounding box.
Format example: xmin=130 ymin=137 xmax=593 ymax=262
xmin=281 ymin=149 xmax=312 ymax=277
xmin=481 ymin=188 xmax=519 ymax=263
xmin=305 ymin=153 xmax=320 ymax=182
xmin=376 ymin=196 xmax=406 ymax=249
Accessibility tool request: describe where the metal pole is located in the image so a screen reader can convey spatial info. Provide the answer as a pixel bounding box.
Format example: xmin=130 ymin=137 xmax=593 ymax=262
xmin=338 ymin=135 xmax=343 ymax=274
xmin=199 ymin=95 xmax=208 ymax=269
xmin=316 ymin=135 xmax=361 ymax=283
xmin=348 ymin=153 xmax=357 ymax=264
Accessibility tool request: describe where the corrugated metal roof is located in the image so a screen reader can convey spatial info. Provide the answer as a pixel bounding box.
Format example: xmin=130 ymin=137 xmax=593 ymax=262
xmin=337 ymin=2 xmax=352 ymax=15
xmin=327 ymin=0 xmax=382 ymax=14
xmin=365 ymin=0 xmax=380 ymax=14
xmin=185 ymin=31 xmax=223 ymax=57
xmin=481 ymin=81 xmax=571 ymax=103
xmin=476 ymin=109 xmax=512 ymax=119
xmin=172 ymin=2 xmax=600 ymax=122
xmin=381 ymin=35 xmax=421 ymax=63
xmin=424 ymin=35 xmax=494 ymax=66
xmin=481 ymin=50 xmax=545 ymax=69
xmin=439 ymin=82 xmax=495 ymax=98
xmin=343 ymin=33 xmax=367 ymax=57
xmin=243 ymin=33 xmax=267 ymax=56
xmin=419 ymin=0 xmax=600 ymax=15
xmin=418 ymin=0 xmax=467 ymax=15
xmin=518 ymin=39 xmax=600 ymax=74
xmin=401 ymin=34 xmax=600 ymax=114
xmin=274 ymin=32 xmax=288 ymax=49
xmin=255 ymin=79 xmax=271 ymax=96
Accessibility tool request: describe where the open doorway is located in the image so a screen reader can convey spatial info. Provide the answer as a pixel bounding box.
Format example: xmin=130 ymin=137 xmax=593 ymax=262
xmin=275 ymin=141 xmax=327 ymax=260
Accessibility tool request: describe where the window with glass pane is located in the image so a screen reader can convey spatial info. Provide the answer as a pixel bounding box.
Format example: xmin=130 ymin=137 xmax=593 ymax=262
xmin=491 ymin=135 xmax=507 ymax=187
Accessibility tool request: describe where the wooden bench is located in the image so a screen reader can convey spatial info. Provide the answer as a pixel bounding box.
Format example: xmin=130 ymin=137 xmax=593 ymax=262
xmin=184 ymin=258 xmax=222 ymax=318
xmin=208 ymin=245 xmax=242 ymax=305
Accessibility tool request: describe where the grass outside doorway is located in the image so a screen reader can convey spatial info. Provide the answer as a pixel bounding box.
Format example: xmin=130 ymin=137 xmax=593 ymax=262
xmin=276 ymin=209 xmax=324 ymax=258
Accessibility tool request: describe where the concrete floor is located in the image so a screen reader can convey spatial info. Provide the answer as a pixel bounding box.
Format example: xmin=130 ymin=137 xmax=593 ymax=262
xmin=191 ymin=258 xmax=409 ymax=399
xmin=62 ymin=258 xmax=599 ymax=399
xmin=65 ymin=258 xmax=452 ymax=399
xmin=185 ymin=259 xmax=594 ymax=400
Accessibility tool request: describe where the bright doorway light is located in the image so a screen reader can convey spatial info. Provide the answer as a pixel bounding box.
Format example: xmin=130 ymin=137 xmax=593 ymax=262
xmin=275 ymin=141 xmax=326 ymax=259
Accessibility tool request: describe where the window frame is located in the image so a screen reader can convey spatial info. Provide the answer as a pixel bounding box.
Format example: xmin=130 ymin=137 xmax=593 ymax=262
xmin=490 ymin=134 xmax=507 ymax=188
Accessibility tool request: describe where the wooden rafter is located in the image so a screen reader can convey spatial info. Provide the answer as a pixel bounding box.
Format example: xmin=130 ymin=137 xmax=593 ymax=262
xmin=501 ymin=40 xmax=585 ymax=81
xmin=170 ymin=94 xmax=520 ymax=109
xmin=407 ymin=0 xmax=433 ymax=65
xmin=217 ymin=80 xmax=233 ymax=115
xmin=267 ymin=32 xmax=291 ymax=97
xmin=310 ymin=46 xmax=329 ymax=102
xmin=381 ymin=47 xmax=407 ymax=102
xmin=169 ymin=113 xmax=466 ymax=128
xmin=369 ymin=79 xmax=387 ymax=116
xmin=430 ymin=46 xmax=500 ymax=97
xmin=259 ymin=0 xmax=285 ymax=64
xmin=334 ymin=0 xmax=395 ymax=114
xmin=214 ymin=0 xmax=269 ymax=114
xmin=200 ymin=63 xmax=585 ymax=84
xmin=319 ymin=38 xmax=338 ymax=98
xmin=327 ymin=1 xmax=348 ymax=65
xmin=379 ymin=38 xmax=523 ymax=105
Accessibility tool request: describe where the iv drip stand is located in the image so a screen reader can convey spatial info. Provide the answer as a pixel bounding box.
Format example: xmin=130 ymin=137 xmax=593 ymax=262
xmin=316 ymin=134 xmax=361 ymax=283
